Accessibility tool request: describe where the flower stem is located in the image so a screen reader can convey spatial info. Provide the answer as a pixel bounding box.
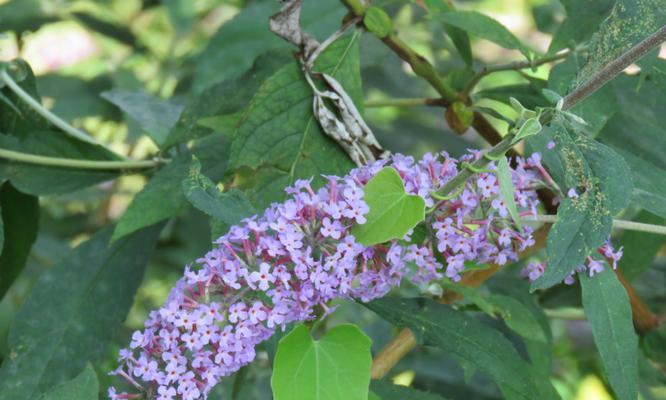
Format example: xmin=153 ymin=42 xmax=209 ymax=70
xmin=0 ymin=148 xmax=164 ymax=170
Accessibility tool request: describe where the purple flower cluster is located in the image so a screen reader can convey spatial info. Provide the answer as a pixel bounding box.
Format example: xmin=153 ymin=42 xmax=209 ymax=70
xmin=521 ymin=241 xmax=623 ymax=284
xmin=108 ymin=150 xmax=588 ymax=400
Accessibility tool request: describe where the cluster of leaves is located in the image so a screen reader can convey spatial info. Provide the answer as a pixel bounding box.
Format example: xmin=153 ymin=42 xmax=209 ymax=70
xmin=0 ymin=0 xmax=664 ymax=400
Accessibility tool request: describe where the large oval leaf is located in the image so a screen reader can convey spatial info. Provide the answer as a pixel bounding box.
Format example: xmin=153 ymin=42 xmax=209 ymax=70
xmin=580 ymin=268 xmax=638 ymax=400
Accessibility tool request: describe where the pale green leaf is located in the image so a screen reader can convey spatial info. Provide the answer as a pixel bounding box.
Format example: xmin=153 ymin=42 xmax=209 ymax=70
xmin=496 ymin=157 xmax=522 ymax=231
xmin=351 ymin=167 xmax=425 ymax=246
xmin=512 ymin=118 xmax=542 ymax=144
xmin=271 ymin=324 xmax=372 ymax=400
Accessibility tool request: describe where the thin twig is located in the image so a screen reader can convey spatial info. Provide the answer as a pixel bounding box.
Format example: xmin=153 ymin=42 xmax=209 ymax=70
xmin=364 ymin=97 xmax=446 ymax=108
xmin=464 ymin=49 xmax=573 ymax=95
xmin=0 ymin=148 xmax=165 ymax=170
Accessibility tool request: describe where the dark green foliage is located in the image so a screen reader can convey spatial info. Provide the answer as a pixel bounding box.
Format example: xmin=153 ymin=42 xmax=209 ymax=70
xmin=0 ymin=224 xmax=162 ymax=400
xmin=0 ymin=183 xmax=38 ymax=298
xmin=366 ymin=297 xmax=560 ymax=400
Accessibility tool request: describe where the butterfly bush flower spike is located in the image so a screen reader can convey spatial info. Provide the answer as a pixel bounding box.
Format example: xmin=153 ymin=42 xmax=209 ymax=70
xmin=110 ymin=150 xmax=620 ymax=399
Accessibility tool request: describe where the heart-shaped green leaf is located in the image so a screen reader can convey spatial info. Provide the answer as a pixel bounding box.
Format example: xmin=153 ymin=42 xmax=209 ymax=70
xmin=271 ymin=324 xmax=372 ymax=400
xmin=351 ymin=167 xmax=425 ymax=246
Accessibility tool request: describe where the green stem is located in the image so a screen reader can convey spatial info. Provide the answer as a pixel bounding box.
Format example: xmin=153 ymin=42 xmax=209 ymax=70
xmin=562 ymin=25 xmax=666 ymax=110
xmin=521 ymin=214 xmax=666 ymax=236
xmin=364 ymin=97 xmax=445 ymax=108
xmin=0 ymin=68 xmax=128 ymax=159
xmin=433 ymin=133 xmax=516 ymax=198
xmin=464 ymin=49 xmax=573 ymax=94
xmin=0 ymin=148 xmax=164 ymax=170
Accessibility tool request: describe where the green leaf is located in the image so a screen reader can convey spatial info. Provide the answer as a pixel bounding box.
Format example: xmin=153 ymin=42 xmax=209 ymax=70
xmin=37 ymin=365 xmax=98 ymax=400
xmin=192 ymin=0 xmax=345 ymax=93
xmin=366 ymin=297 xmax=559 ymax=400
xmin=0 ymin=224 xmax=162 ymax=400
xmin=580 ymin=267 xmax=638 ymax=400
xmin=512 ymin=118 xmax=542 ymax=144
xmin=112 ymin=155 xmax=191 ymax=242
xmin=182 ymin=157 xmax=256 ymax=226
xmin=642 ymin=324 xmax=666 ymax=365
xmin=164 ymin=50 xmax=292 ymax=149
xmin=271 ymin=324 xmax=372 ymax=400
xmin=161 ymin=0 xmax=196 ymax=37
xmin=442 ymin=282 xmax=548 ymax=343
xmin=229 ymin=36 xmax=360 ymax=207
xmin=598 ymin=70 xmax=666 ymax=218
xmin=531 ymin=118 xmax=632 ymax=289
xmin=477 ymin=81 xmax=549 ymax=110
xmin=101 ymin=89 xmax=184 ymax=147
xmin=0 ymin=183 xmax=39 ymax=298
xmin=486 ymin=274 xmax=554 ymax=378
xmin=37 ymin=75 xmax=115 ymax=121
xmin=486 ymin=294 xmax=547 ymax=343
xmin=0 ymin=60 xmax=49 ymax=134
xmin=370 ymin=380 xmax=448 ymax=400
xmin=548 ymin=0 xmax=614 ymax=53
xmin=113 ymin=133 xmax=229 ymax=241
xmin=0 ymin=204 xmax=3 ymax=252
xmin=496 ymin=157 xmax=522 ymax=231
xmin=423 ymin=0 xmax=472 ymax=66
xmin=576 ymin=0 xmax=666 ymax=86
xmin=351 ymin=167 xmax=425 ymax=246
xmin=364 ymin=6 xmax=393 ymax=38
xmin=436 ymin=11 xmax=532 ymax=59
xmin=0 ymin=0 xmax=59 ymax=33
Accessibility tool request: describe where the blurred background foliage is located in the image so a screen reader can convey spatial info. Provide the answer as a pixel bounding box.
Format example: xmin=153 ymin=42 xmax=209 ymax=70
xmin=0 ymin=0 xmax=664 ymax=399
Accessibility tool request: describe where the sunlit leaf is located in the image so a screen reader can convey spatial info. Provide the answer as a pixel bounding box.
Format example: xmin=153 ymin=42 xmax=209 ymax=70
xmin=351 ymin=167 xmax=425 ymax=246
xmin=271 ymin=324 xmax=372 ymax=400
